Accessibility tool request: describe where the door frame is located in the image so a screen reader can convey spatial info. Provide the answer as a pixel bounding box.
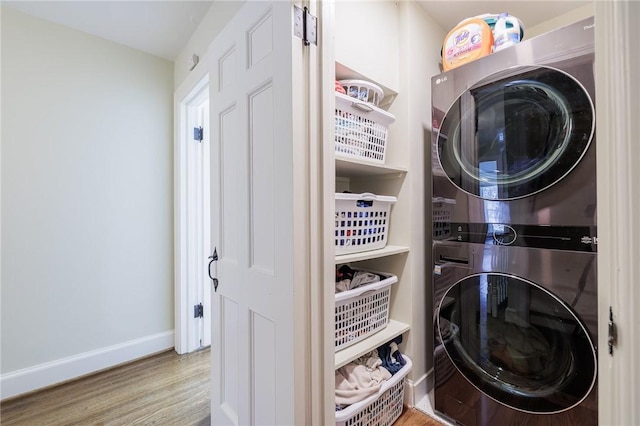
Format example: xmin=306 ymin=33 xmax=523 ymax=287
xmin=317 ymin=0 xmax=337 ymax=422
xmin=174 ymin=56 xmax=210 ymax=355
xmin=595 ymin=2 xmax=640 ymax=424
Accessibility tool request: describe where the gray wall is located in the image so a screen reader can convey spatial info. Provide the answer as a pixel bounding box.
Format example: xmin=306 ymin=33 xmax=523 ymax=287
xmin=1 ymin=7 xmax=174 ymax=374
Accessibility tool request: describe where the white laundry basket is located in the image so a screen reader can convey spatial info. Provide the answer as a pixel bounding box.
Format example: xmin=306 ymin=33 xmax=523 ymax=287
xmin=338 ymin=79 xmax=385 ymax=106
xmin=335 ymin=92 xmax=395 ymax=164
xmin=335 ymin=356 xmax=413 ymax=426
xmin=335 ymin=193 xmax=397 ymax=255
xmin=334 ymin=272 xmax=398 ymax=351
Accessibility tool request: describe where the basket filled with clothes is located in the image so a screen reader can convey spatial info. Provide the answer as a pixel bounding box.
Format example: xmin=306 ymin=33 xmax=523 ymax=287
xmin=335 ymin=336 xmax=412 ymax=426
xmin=334 ymin=265 xmax=398 ymax=351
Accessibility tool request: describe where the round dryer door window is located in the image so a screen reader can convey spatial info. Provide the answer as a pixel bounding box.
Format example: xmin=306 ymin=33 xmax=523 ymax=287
xmin=436 ymin=66 xmax=594 ymax=200
xmin=437 ymin=273 xmax=597 ymax=414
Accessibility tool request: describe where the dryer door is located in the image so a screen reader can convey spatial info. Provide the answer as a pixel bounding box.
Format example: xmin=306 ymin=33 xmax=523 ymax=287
xmin=436 ymin=66 xmax=594 ymax=200
xmin=437 ymin=273 xmax=597 ymax=414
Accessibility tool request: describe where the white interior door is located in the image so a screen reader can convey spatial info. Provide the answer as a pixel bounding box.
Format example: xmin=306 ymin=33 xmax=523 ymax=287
xmin=209 ymin=2 xmax=303 ymax=424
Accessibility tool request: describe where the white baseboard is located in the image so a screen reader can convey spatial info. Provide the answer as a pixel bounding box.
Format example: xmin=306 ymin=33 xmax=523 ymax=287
xmin=0 ymin=330 xmax=175 ymax=400
xmin=405 ymin=369 xmax=430 ymax=408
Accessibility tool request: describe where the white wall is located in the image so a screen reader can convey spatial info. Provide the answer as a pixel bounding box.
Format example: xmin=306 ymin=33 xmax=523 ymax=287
xmin=525 ymin=3 xmax=594 ymax=39
xmin=397 ymin=0 xmax=445 ymax=401
xmin=173 ymin=1 xmax=244 ymax=88
xmin=334 ymin=1 xmax=400 ymax=93
xmin=1 ymin=7 xmax=174 ymax=397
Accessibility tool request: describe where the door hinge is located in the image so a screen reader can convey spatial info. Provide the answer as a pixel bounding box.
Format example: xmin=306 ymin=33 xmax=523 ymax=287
xmin=293 ymin=5 xmax=317 ymax=46
xmin=194 ymin=303 xmax=204 ymax=319
xmin=193 ymin=126 xmax=203 ymax=142
xmin=608 ymin=306 xmax=617 ymax=356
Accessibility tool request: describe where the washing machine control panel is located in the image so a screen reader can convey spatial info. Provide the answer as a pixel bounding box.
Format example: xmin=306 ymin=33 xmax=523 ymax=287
xmin=492 ymin=224 xmax=517 ymax=245
xmin=445 ymin=223 xmax=597 ymax=252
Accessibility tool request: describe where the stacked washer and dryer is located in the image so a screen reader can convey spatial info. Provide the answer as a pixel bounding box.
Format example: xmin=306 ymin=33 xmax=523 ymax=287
xmin=430 ymin=18 xmax=598 ymax=425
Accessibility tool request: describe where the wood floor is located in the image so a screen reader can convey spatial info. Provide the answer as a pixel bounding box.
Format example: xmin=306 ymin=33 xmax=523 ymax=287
xmin=0 ymin=349 xmax=443 ymax=425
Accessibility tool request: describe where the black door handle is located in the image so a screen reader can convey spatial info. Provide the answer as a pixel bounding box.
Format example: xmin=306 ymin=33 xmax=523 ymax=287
xmin=208 ymin=247 xmax=218 ymax=261
xmin=208 ymin=258 xmax=215 ymax=280
xmin=208 ymin=248 xmax=219 ymax=292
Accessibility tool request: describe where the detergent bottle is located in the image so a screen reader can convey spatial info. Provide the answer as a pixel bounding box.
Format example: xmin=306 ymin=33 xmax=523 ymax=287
xmin=442 ymin=18 xmax=493 ymax=71
xmin=493 ymin=13 xmax=521 ymax=52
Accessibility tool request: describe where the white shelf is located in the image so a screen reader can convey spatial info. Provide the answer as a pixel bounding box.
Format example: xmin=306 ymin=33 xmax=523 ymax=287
xmin=335 ymin=157 xmax=407 ymax=177
xmin=335 ymin=245 xmax=409 ymax=264
xmin=335 ymin=61 xmax=398 ymax=107
xmin=335 ymin=319 xmax=410 ymax=369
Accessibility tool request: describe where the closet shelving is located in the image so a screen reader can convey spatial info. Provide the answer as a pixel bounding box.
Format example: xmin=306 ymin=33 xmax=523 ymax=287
xmin=333 ymin=63 xmax=411 ymax=371
xmin=335 ymin=319 xmax=410 ymax=368
xmin=335 ymin=245 xmax=409 ymax=264
xmin=335 ymin=157 xmax=407 ymax=177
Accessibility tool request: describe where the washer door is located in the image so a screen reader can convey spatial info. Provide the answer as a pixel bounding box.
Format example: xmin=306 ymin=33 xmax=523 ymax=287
xmin=437 ymin=273 xmax=597 ymax=414
xmin=436 ymin=66 xmax=594 ymax=200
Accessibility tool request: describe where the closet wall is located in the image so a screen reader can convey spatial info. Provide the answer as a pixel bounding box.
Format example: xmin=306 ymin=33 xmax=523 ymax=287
xmin=333 ymin=1 xmax=445 ymax=404
xmin=525 ymin=3 xmax=594 ymax=38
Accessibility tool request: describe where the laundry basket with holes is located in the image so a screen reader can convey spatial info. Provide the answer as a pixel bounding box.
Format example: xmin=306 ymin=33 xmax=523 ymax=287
xmin=335 ymin=356 xmax=413 ymax=426
xmin=335 ymin=193 xmax=397 ymax=255
xmin=335 ymin=92 xmax=395 ymax=164
xmin=338 ymin=79 xmax=385 ymax=106
xmin=334 ymin=271 xmax=398 ymax=351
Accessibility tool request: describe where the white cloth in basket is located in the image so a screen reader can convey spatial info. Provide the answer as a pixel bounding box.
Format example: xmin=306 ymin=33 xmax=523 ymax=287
xmin=336 ymin=270 xmax=381 ymax=293
xmin=335 ymin=352 xmax=392 ymax=406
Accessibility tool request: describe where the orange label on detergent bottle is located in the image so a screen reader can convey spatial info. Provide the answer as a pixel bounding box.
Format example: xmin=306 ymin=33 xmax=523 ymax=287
xmin=442 ymin=18 xmax=493 ymax=71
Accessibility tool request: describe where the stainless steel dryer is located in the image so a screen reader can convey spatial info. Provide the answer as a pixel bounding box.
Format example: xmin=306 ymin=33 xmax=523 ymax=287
xmin=430 ymin=17 xmax=598 ymax=426
xmin=432 ymin=241 xmax=597 ymax=425
xmin=431 ymin=17 xmax=596 ymax=232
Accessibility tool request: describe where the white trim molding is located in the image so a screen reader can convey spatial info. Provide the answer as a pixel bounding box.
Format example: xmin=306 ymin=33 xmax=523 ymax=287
xmin=174 ymin=53 xmax=210 ymax=355
xmin=595 ymin=1 xmax=640 ymax=425
xmin=405 ymin=371 xmax=429 ymax=408
xmin=0 ymin=331 xmax=174 ymax=400
xmin=318 ymin=1 xmax=337 ymax=424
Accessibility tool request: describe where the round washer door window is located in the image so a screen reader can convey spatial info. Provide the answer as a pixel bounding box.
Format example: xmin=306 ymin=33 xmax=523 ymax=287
xmin=436 ymin=66 xmax=594 ymax=200
xmin=437 ymin=273 xmax=597 ymax=414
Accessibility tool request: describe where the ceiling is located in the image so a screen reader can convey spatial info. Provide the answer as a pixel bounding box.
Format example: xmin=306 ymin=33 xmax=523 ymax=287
xmin=417 ymin=1 xmax=591 ymax=33
xmin=2 ymin=1 xmax=213 ymax=61
xmin=2 ymin=1 xmax=590 ymax=61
